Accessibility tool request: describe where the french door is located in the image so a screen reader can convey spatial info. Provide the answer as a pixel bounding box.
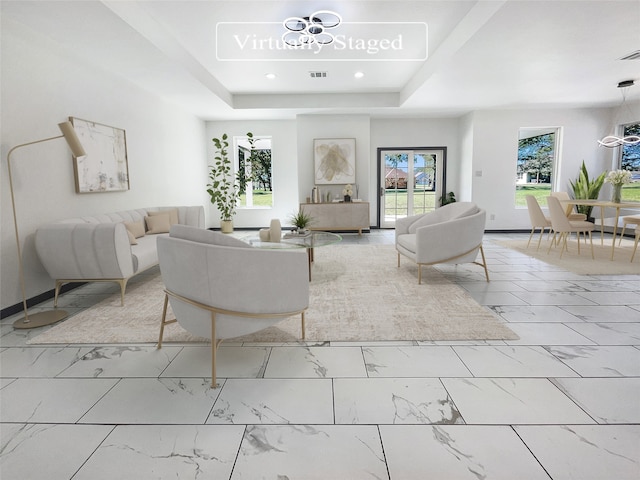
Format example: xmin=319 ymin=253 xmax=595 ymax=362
xmin=378 ymin=148 xmax=446 ymax=228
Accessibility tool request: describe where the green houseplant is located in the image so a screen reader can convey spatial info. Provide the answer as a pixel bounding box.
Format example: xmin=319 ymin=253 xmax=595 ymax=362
xmin=569 ymin=161 xmax=606 ymax=219
xmin=289 ymin=209 xmax=314 ymax=233
xmin=206 ymin=133 xmax=240 ymax=233
xmin=439 ymin=191 xmax=456 ymax=206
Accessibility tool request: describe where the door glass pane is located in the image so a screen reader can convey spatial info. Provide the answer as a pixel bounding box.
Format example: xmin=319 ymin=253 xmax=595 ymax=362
xmin=412 ymin=152 xmax=437 ymax=215
xmin=384 ymin=152 xmax=409 ymax=226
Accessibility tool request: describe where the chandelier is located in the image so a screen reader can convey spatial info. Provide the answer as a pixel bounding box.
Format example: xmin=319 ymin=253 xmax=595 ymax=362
xmin=598 ymin=80 xmax=640 ymax=148
xmin=282 ymin=10 xmax=342 ymax=47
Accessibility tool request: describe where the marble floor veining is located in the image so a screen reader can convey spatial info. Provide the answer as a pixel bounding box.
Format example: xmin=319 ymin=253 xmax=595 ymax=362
xmin=1 ymin=231 xmax=639 ymax=479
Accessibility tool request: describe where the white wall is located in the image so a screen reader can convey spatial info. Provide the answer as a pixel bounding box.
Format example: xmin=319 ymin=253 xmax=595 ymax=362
xmin=1 ymin=18 xmax=208 ymax=310
xmin=464 ymin=108 xmax=614 ymax=230
xmin=297 ymin=114 xmax=371 ymax=208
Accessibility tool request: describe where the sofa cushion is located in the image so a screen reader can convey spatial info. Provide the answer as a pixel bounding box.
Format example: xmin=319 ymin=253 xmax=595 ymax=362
xmin=145 ymin=214 xmax=171 ymax=234
xmin=148 ymin=208 xmax=179 ymax=225
xmin=169 ymin=224 xmax=250 ymax=248
xmin=126 ymin=229 xmax=138 ymax=245
xmin=124 ymin=220 xmax=146 ymax=238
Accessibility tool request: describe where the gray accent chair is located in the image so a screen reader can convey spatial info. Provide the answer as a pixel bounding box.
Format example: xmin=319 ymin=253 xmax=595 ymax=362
xmin=157 ymin=224 xmax=309 ymax=388
xmin=395 ymin=202 xmax=489 ymax=283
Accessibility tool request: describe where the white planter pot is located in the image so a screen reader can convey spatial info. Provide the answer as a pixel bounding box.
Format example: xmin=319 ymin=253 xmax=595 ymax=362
xmin=220 ymin=219 xmax=233 ymax=233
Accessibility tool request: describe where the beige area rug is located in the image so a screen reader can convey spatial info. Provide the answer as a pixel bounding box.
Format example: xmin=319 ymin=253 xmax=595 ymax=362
xmin=29 ymin=244 xmax=518 ymax=344
xmin=498 ymin=237 xmax=639 ymax=275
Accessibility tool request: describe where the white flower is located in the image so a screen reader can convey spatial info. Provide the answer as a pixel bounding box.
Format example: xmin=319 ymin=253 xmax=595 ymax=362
xmin=605 ymin=170 xmax=632 ymax=186
xmin=342 ymin=184 xmax=353 ymax=196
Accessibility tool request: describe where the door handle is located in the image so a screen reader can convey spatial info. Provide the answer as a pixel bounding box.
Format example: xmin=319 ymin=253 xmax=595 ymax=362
xmin=380 ymin=187 xmax=385 ymax=196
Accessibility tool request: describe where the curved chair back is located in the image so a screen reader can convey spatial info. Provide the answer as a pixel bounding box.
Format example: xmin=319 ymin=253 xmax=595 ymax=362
xmin=157 ymin=226 xmax=309 ymax=388
xmin=547 ymin=195 xmax=573 ymax=233
xmin=157 ymin=234 xmax=309 ymax=340
xmin=525 ymin=195 xmax=550 ymax=228
xmin=550 ymin=191 xmax=587 ymax=220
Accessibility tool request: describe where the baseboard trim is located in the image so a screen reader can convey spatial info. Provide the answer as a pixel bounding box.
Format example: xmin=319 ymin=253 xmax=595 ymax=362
xmin=1 ymin=283 xmax=85 ymax=320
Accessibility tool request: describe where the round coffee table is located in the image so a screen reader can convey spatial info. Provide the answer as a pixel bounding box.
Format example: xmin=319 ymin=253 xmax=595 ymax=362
xmin=243 ymin=231 xmax=342 ymax=280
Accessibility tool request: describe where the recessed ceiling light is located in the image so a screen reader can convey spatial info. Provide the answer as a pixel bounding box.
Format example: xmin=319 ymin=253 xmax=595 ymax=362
xmin=265 ymin=73 xmax=276 ymax=79
xmin=354 ymin=72 xmax=364 ymax=79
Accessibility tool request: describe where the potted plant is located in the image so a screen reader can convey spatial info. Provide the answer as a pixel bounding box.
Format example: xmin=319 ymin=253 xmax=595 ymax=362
xmin=206 ymin=133 xmax=240 ymax=233
xmin=439 ymin=191 xmax=456 ymax=206
xmin=569 ymin=161 xmax=606 ymax=220
xmin=289 ymin=209 xmax=314 ymax=234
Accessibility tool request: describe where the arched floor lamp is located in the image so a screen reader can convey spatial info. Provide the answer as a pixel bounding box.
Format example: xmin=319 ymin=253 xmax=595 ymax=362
xmin=7 ymin=121 xmax=86 ymax=329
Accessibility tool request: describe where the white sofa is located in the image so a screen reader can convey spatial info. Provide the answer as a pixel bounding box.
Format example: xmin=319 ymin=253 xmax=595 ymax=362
xmin=35 ymin=206 xmax=204 ymax=306
xmin=395 ymin=202 xmax=489 ymax=283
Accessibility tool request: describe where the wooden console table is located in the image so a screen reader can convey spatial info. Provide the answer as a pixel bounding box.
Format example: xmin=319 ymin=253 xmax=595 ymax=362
xmin=300 ymin=202 xmax=370 ymax=235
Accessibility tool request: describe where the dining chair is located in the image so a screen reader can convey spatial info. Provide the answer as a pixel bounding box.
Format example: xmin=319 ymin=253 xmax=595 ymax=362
xmin=525 ymin=195 xmax=552 ymax=250
xmin=546 ymin=195 xmax=594 ymax=259
xmin=631 ymin=228 xmax=639 ymax=263
xmin=618 ymin=214 xmax=640 ymax=245
xmin=549 ymin=191 xmax=588 ymax=221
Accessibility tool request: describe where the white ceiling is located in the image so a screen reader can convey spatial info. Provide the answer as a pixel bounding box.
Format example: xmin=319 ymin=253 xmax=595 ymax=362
xmin=2 ymin=0 xmax=640 ymax=120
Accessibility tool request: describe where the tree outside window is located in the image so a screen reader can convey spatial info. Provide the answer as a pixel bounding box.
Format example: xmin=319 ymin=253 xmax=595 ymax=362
xmin=619 ymin=122 xmax=640 ymax=202
xmin=236 ymin=135 xmax=272 ymax=207
xmin=515 ymin=128 xmax=558 ymax=207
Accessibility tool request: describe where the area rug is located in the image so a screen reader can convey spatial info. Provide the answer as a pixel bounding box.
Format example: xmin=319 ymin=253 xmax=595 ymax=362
xmin=497 ymin=237 xmax=639 ymax=275
xmin=29 ymin=244 xmax=518 ymax=344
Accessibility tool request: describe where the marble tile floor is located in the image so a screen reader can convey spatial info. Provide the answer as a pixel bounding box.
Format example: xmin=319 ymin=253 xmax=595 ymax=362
xmin=1 ymin=231 xmax=639 ymax=479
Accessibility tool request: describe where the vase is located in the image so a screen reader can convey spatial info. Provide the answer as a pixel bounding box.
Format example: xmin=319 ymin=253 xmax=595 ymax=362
xmin=612 ymin=184 xmax=622 ymax=203
xmin=269 ymin=218 xmax=281 ymax=242
xmin=344 ymin=195 xmax=351 ymax=203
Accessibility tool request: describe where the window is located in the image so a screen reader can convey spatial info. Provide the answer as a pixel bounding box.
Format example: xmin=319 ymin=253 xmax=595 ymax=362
xmin=618 ymin=122 xmax=640 ymax=202
xmin=236 ymin=135 xmax=272 ymax=208
xmin=515 ymin=128 xmax=559 ymax=207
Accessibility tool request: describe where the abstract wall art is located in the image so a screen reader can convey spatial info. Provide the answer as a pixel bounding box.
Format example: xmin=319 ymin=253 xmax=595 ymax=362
xmin=71 ymin=117 xmax=129 ymax=193
xmin=313 ymin=138 xmax=356 ymax=184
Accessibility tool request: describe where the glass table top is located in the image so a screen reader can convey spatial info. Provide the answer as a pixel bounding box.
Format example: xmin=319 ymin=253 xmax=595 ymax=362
xmin=242 ymin=231 xmax=342 ymax=249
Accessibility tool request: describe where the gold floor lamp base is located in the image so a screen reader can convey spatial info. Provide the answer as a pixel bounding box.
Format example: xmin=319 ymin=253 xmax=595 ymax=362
xmin=13 ymin=310 xmax=68 ymax=329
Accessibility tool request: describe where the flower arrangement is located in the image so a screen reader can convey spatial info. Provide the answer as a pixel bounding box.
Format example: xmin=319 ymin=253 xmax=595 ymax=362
xmin=605 ymin=169 xmax=632 ymax=186
xmin=605 ymin=169 xmax=632 ymax=203
xmin=342 ymin=184 xmax=353 ymax=197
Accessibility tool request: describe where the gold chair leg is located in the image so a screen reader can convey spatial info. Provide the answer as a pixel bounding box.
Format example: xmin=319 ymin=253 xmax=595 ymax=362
xmin=479 ymin=245 xmax=490 ymax=282
xmin=527 ymin=228 xmax=535 ymax=247
xmin=157 ymin=293 xmax=177 ymax=350
xmin=631 ymin=234 xmax=639 ymax=262
xmin=618 ymin=224 xmax=628 ymax=246
xmin=301 ymin=311 xmax=306 ymax=340
xmin=589 ymin=231 xmax=594 ymax=259
xmin=158 ymin=293 xmax=169 ymax=349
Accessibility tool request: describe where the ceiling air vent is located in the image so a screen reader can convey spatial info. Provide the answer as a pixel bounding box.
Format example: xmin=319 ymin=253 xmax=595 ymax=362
xmin=309 ymin=71 xmax=327 ymax=78
xmin=619 ymin=50 xmax=640 ymax=60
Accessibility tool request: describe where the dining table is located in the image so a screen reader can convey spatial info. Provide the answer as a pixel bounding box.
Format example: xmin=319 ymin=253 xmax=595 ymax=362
xmin=560 ymin=199 xmax=640 ymax=260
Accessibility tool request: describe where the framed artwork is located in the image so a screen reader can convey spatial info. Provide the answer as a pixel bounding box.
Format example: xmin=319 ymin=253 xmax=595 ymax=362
xmin=313 ymin=138 xmax=356 ymax=184
xmin=70 ymin=117 xmax=129 ymax=193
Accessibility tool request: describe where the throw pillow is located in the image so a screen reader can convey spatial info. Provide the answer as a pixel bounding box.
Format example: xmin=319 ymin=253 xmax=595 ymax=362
xmin=124 ymin=220 xmax=146 ymax=238
xmin=145 ymin=214 xmax=171 ymax=234
xmin=148 ymin=208 xmax=179 ymax=225
xmin=126 ymin=229 xmax=138 ymax=245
